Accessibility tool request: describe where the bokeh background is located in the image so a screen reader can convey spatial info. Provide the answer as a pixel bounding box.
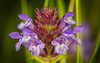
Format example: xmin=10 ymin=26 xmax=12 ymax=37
xmin=0 ymin=0 xmax=100 ymax=63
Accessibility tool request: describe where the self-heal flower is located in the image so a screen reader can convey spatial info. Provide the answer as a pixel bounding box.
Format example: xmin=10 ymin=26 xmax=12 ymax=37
xmin=28 ymin=38 xmax=45 ymax=56
xmin=9 ymin=28 xmax=45 ymax=56
xmin=51 ymin=35 xmax=69 ymax=54
xmin=9 ymin=7 xmax=83 ymax=61
xmin=62 ymin=26 xmax=84 ymax=45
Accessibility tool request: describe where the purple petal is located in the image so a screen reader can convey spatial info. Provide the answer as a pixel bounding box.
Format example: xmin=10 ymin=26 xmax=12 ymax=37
xmin=15 ymin=39 xmax=22 ymax=51
xmin=63 ymin=29 xmax=73 ymax=34
xmin=28 ymin=44 xmax=33 ymax=51
xmin=51 ymin=40 xmax=58 ymax=45
xmin=73 ymin=26 xmax=84 ymax=33
xmin=9 ymin=32 xmax=22 ymax=39
xmin=59 ymin=20 xmax=66 ymax=30
xmin=64 ymin=12 xmax=74 ymax=18
xmin=39 ymin=42 xmax=45 ymax=49
xmin=22 ymin=29 xmax=38 ymax=39
xmin=18 ymin=14 xmax=31 ymax=20
xmin=62 ymin=23 xmax=70 ymax=32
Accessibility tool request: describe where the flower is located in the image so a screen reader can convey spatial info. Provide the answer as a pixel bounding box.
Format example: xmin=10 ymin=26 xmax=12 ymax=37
xmin=9 ymin=7 xmax=83 ymax=58
xmin=28 ymin=38 xmax=45 ymax=56
xmin=9 ymin=20 xmax=45 ymax=56
xmin=51 ymin=35 xmax=69 ymax=54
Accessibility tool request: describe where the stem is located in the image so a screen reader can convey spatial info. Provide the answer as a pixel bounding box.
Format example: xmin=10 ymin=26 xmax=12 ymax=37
xmin=88 ymin=30 xmax=100 ymax=63
xmin=20 ymin=0 xmax=33 ymax=63
xmin=76 ymin=0 xmax=80 ymax=63
xmin=44 ymin=0 xmax=49 ymax=7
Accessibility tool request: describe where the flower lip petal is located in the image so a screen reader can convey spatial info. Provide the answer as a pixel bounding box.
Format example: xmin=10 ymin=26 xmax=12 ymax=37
xmin=68 ymin=19 xmax=76 ymax=25
xmin=73 ymin=26 xmax=84 ymax=33
xmin=9 ymin=32 xmax=22 ymax=39
xmin=15 ymin=39 xmax=22 ymax=51
xmin=17 ymin=22 xmax=26 ymax=30
xmin=64 ymin=12 xmax=74 ymax=18
xmin=18 ymin=14 xmax=31 ymax=20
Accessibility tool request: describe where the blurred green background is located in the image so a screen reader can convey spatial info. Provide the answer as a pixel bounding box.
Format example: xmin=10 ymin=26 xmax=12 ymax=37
xmin=0 ymin=0 xmax=100 ymax=63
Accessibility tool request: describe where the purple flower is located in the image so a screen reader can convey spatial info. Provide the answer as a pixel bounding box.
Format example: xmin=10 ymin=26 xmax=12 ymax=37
xmin=62 ymin=26 xmax=84 ymax=45
xmin=28 ymin=38 xmax=45 ymax=56
xmin=17 ymin=14 xmax=35 ymax=30
xmin=9 ymin=29 xmax=43 ymax=52
xmin=51 ymin=35 xmax=69 ymax=54
xmin=60 ymin=12 xmax=75 ymax=29
xmin=9 ymin=32 xmax=23 ymax=51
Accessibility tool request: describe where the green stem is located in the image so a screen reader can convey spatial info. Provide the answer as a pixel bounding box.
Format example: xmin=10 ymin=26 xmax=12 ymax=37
xmin=20 ymin=0 xmax=33 ymax=63
xmin=76 ymin=0 xmax=80 ymax=63
xmin=44 ymin=0 xmax=49 ymax=7
xmin=88 ymin=30 xmax=100 ymax=63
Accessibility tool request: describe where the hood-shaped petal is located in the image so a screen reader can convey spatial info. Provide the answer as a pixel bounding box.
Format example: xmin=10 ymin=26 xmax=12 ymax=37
xmin=64 ymin=12 xmax=74 ymax=18
xmin=73 ymin=26 xmax=84 ymax=33
xmin=9 ymin=32 xmax=22 ymax=39
xmin=18 ymin=14 xmax=31 ymax=20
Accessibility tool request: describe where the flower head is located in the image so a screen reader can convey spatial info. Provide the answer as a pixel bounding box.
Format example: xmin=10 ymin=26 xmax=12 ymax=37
xmin=9 ymin=7 xmax=83 ymax=59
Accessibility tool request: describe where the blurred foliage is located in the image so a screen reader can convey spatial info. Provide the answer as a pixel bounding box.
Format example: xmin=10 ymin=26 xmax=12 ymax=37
xmin=0 ymin=0 xmax=100 ymax=63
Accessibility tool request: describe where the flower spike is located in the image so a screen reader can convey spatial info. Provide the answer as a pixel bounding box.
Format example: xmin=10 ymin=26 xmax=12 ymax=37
xmin=9 ymin=7 xmax=83 ymax=61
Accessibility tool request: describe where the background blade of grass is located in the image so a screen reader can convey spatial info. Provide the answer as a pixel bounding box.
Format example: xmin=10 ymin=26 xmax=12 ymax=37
xmin=44 ymin=0 xmax=49 ymax=7
xmin=88 ymin=30 xmax=100 ymax=63
xmin=76 ymin=0 xmax=81 ymax=63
